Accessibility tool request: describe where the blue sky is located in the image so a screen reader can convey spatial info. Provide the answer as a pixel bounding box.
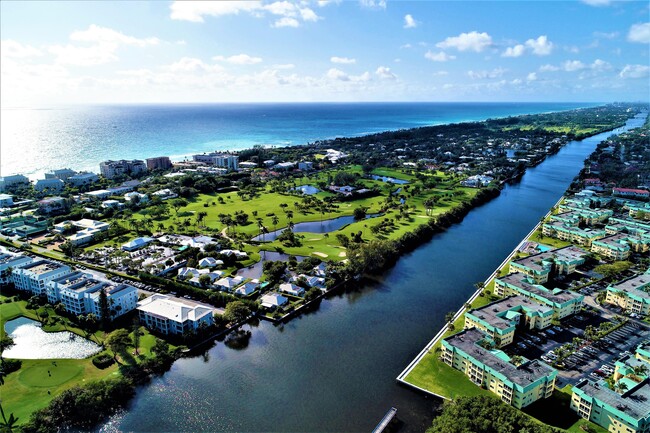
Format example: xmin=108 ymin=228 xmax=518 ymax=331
xmin=1 ymin=0 xmax=648 ymax=105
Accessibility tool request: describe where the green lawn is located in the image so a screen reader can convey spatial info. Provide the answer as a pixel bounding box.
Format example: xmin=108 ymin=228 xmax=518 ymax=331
xmin=2 ymin=358 xmax=120 ymax=425
xmin=528 ymin=228 xmax=572 ymax=249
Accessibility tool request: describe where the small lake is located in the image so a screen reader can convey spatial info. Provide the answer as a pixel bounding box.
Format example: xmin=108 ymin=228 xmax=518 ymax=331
xmin=236 ymin=251 xmax=306 ymax=279
xmin=4 ymin=317 xmax=102 ymax=359
xmin=370 ymin=174 xmax=409 ymax=184
xmin=292 ymin=185 xmax=320 ymax=195
xmin=252 ymin=214 xmax=379 ymax=242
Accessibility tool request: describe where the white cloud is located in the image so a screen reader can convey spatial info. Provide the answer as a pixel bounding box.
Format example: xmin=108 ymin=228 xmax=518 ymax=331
xmin=424 ymin=50 xmax=456 ymax=62
xmin=359 ymin=0 xmax=386 ymax=10
xmin=436 ymin=31 xmax=493 ymax=53
xmin=376 ymin=66 xmax=396 ymax=79
xmin=502 ymin=44 xmax=525 ymax=58
xmin=432 ymin=71 xmax=448 ymax=77
xmin=400 ymin=43 xmax=412 ymax=49
xmin=591 ymin=59 xmax=612 ymax=70
xmin=526 ymin=72 xmax=537 ymax=81
xmin=169 ymin=1 xmax=320 ymax=27
xmin=525 ymin=35 xmax=553 ymax=56
xmin=511 ymin=79 xmax=522 ymax=85
xmin=540 ymin=64 xmax=560 ymax=72
xmin=327 ymin=67 xmax=348 ymax=81
xmin=404 ymin=14 xmax=418 ymax=29
xmin=581 ymin=0 xmax=611 ymax=6
xmin=213 ymin=54 xmax=263 ymax=65
xmin=1 ymin=40 xmax=43 ymax=58
xmin=563 ymin=60 xmax=587 ymax=71
xmin=467 ymin=67 xmax=507 ymax=79
xmin=272 ymin=63 xmax=296 ymax=69
xmin=619 ymin=64 xmax=650 ymax=79
xmin=593 ymin=31 xmax=619 ymax=39
xmin=70 ymin=24 xmax=160 ymax=47
xmin=331 ymin=56 xmax=356 ymax=64
xmin=273 ymin=17 xmax=300 ymax=28
xmin=628 ymin=23 xmax=650 ymax=44
xmin=47 ymin=25 xmax=161 ymax=67
xmin=170 ymin=1 xmax=262 ymax=22
xmin=166 ymin=57 xmax=224 ymax=73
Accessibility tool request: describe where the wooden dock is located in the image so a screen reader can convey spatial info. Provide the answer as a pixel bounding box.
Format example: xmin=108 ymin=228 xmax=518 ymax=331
xmin=372 ymin=407 xmax=397 ymax=433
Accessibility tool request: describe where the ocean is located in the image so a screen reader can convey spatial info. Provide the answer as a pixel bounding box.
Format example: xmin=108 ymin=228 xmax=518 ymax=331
xmin=0 ymin=102 xmax=598 ymax=179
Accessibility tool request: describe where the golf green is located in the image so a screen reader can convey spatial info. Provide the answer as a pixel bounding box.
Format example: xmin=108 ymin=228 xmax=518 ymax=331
xmin=18 ymin=362 xmax=83 ymax=388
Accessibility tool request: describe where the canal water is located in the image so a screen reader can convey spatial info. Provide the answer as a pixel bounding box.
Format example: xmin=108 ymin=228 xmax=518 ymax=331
xmin=100 ymin=113 xmax=646 ymax=433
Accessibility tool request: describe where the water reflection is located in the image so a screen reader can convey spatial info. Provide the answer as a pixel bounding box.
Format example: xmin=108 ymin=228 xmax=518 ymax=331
xmin=4 ymin=317 xmax=101 ymax=359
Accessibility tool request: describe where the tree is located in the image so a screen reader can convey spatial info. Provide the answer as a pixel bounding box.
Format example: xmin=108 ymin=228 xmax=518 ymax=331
xmin=223 ymin=301 xmax=251 ymax=324
xmin=0 ymin=336 xmax=14 ymax=365
xmin=105 ymin=329 xmax=131 ymax=362
xmin=353 ymin=206 xmax=367 ymax=221
xmin=98 ymin=288 xmax=110 ymax=330
xmin=198 ymin=274 xmax=212 ymax=287
xmin=132 ymin=319 xmax=140 ymax=356
xmin=170 ymin=198 xmax=188 ymax=217
xmin=271 ymin=215 xmax=279 ymax=232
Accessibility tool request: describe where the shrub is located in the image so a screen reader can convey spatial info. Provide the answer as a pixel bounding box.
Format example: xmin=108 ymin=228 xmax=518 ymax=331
xmin=92 ymin=353 xmax=115 ymax=369
xmin=2 ymin=358 xmax=22 ymax=374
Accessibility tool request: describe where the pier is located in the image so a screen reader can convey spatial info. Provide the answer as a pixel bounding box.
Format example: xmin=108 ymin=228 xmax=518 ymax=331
xmin=372 ymin=407 xmax=397 ymax=433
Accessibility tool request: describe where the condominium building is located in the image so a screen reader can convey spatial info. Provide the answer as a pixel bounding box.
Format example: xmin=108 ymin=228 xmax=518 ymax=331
xmin=99 ymin=160 xmax=147 ymax=179
xmin=605 ymin=273 xmax=650 ymax=315
xmin=46 ymin=271 xmax=138 ymax=319
xmin=45 ymin=168 xmax=77 ymax=181
xmin=0 ymin=174 xmax=29 ymax=192
xmin=34 ymin=178 xmax=65 ymax=192
xmin=542 ymin=221 xmax=606 ymax=247
xmin=145 ymin=156 xmax=172 ymax=171
xmin=0 ymin=250 xmax=32 ymax=285
xmin=67 ymin=172 xmax=99 ymax=186
xmin=592 ymin=234 xmax=633 ymax=261
xmin=12 ymin=259 xmax=71 ymax=296
xmin=464 ymin=295 xmax=554 ymax=347
xmin=509 ymin=246 xmax=589 ymax=284
xmin=37 ymin=197 xmax=67 ymax=215
xmin=137 ymin=294 xmax=215 ymax=335
xmin=192 ymin=153 xmax=239 ymax=171
xmin=53 ymin=218 xmax=110 ymax=246
xmin=495 ymin=274 xmax=584 ymax=319
xmin=441 ymin=328 xmax=557 ymax=409
xmin=571 ymin=379 xmax=650 ymax=433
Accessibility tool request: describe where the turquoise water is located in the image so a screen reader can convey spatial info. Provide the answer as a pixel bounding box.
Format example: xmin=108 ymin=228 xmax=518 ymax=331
xmin=0 ymin=102 xmax=596 ymax=179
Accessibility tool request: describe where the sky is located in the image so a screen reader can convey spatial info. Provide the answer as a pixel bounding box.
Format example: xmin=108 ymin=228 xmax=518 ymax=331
xmin=1 ymin=0 xmax=649 ymax=105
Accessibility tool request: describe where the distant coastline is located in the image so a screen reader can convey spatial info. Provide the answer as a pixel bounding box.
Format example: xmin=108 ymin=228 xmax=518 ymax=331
xmin=1 ymin=102 xmax=600 ymax=180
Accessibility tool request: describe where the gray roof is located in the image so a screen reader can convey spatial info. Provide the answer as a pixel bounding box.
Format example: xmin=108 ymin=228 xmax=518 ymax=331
xmin=576 ymin=379 xmax=650 ymax=422
xmin=468 ymin=295 xmax=552 ymax=331
xmin=498 ymin=273 xmax=582 ymax=305
xmin=608 ymin=274 xmax=650 ymax=299
xmin=444 ymin=328 xmax=556 ymax=388
xmin=512 ymin=246 xmax=588 ymax=271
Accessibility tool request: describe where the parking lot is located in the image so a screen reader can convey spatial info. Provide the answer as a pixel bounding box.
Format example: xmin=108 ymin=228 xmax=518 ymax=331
xmin=505 ymin=312 xmax=650 ymax=388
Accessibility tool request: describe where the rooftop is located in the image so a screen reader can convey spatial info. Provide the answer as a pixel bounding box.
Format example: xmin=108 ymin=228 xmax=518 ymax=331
xmin=575 ymin=379 xmax=650 ymax=422
xmin=512 ymin=246 xmax=588 ymax=272
xmin=608 ymin=274 xmax=650 ymax=299
xmin=498 ymin=273 xmax=583 ymax=305
xmin=137 ymin=294 xmax=214 ymax=323
xmin=444 ymin=328 xmax=556 ymax=389
xmin=467 ymin=295 xmax=553 ymax=331
xmin=22 ymin=260 xmax=67 ymax=276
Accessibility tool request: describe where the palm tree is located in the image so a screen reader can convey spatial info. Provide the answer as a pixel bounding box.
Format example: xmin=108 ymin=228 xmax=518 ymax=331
xmin=271 ymin=215 xmax=279 ymax=233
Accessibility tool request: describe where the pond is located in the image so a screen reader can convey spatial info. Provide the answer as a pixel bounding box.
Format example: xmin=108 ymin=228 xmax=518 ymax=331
xmin=292 ymin=185 xmax=320 ymax=195
xmin=236 ymin=251 xmax=306 ymax=279
xmin=4 ymin=317 xmax=102 ymax=359
xmin=252 ymin=213 xmax=380 ymax=242
xmin=370 ymin=174 xmax=409 ymax=184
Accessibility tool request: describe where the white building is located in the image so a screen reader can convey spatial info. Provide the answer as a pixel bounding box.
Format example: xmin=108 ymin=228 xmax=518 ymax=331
xmin=34 ymin=178 xmax=65 ymax=192
xmin=45 ymin=168 xmax=77 ymax=181
xmin=46 ymin=271 xmax=137 ymax=319
xmin=102 ymin=199 xmax=123 ymax=209
xmin=0 ymin=175 xmax=29 ymax=192
xmin=0 ymin=194 xmax=13 ymax=208
xmin=122 ymin=237 xmax=154 ymax=252
xmin=298 ymin=162 xmax=314 ymax=171
xmin=152 ymin=189 xmax=177 ymax=200
xmin=192 ymin=153 xmax=239 ymax=171
xmin=99 ymin=160 xmax=147 ymax=179
xmin=137 ymin=294 xmax=215 ymax=335
xmin=279 ymin=283 xmax=305 ymax=297
xmin=67 ymin=172 xmax=99 ymax=186
xmin=37 ymin=197 xmax=67 ymax=215
xmin=85 ymin=189 xmax=112 ymax=200
xmin=12 ymin=260 xmax=71 ymax=296
xmin=54 ymin=219 xmax=110 ymax=246
xmin=0 ymin=249 xmax=32 ymax=285
xmin=260 ymin=292 xmax=288 ymax=309
xmin=235 ymin=280 xmax=260 ymax=296
xmin=124 ymin=191 xmax=148 ymax=203
xmin=214 ymin=276 xmax=244 ymax=292
xmin=199 ymin=257 xmax=220 ymax=268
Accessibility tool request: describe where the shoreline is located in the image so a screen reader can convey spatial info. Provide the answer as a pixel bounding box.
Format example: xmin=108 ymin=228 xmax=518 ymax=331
xmin=395 ymin=195 xmax=564 ymax=396
xmin=2 ymin=101 xmax=603 ymax=180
